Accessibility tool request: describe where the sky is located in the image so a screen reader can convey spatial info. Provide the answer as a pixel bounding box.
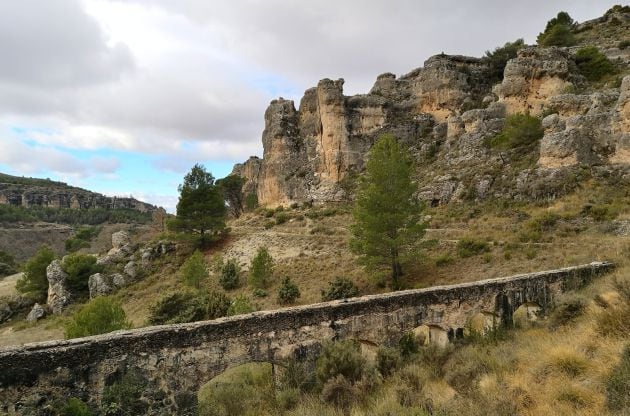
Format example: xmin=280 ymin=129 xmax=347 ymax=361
xmin=0 ymin=0 xmax=618 ymax=212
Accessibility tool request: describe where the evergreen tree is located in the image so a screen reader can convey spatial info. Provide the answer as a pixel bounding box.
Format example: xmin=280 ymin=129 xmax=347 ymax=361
xmin=170 ymin=164 xmax=227 ymax=246
xmin=180 ymin=250 xmax=207 ymax=289
xmin=216 ymin=175 xmax=246 ymax=218
xmin=350 ymin=135 xmax=426 ymax=288
xmin=249 ymin=247 xmax=274 ymax=289
xmin=537 ymin=11 xmax=576 ymax=47
xmin=16 ymin=245 xmax=55 ymax=301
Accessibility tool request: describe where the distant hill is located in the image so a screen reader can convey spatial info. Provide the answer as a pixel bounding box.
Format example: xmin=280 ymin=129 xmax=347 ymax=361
xmin=0 ymin=172 xmax=156 ymax=214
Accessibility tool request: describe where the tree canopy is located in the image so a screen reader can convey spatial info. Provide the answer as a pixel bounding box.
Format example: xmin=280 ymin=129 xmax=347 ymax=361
xmin=170 ymin=164 xmax=227 ymax=246
xmin=216 ymin=174 xmax=246 ymax=218
xmin=537 ymin=11 xmax=577 ymax=47
xmin=350 ymin=135 xmax=425 ymax=288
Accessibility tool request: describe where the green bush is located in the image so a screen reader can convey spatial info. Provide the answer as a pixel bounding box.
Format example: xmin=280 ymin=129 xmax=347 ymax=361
xmin=65 ymin=297 xmax=131 ymax=339
xmin=457 ymin=238 xmax=490 ymax=258
xmin=65 ymin=226 xmax=100 ymax=253
xmin=148 ymin=290 xmax=231 ymax=325
xmin=376 ymin=347 xmax=402 ymax=377
xmin=435 ymin=253 xmax=455 ymax=267
xmin=606 ymin=345 xmax=630 ymax=412
xmin=321 ymin=277 xmax=359 ymax=301
xmin=483 ymin=38 xmax=525 ymax=84
xmin=316 ymin=340 xmax=366 ymax=385
xmin=575 ymin=46 xmax=616 ymax=82
xmin=275 ymin=211 xmax=290 ymax=225
xmin=179 ymin=250 xmax=207 ymax=289
xmin=58 ymin=398 xmax=93 ymax=416
xmin=16 ymin=245 xmax=55 ymax=301
xmin=219 ymin=258 xmax=240 ymax=290
xmin=245 ymin=192 xmax=259 ymax=211
xmin=63 ymin=253 xmax=103 ymax=294
xmin=399 ymin=331 xmax=420 ymax=357
xmin=486 ymin=113 xmax=543 ymax=150
xmin=227 ymin=295 xmax=255 ymax=316
xmin=278 ymin=277 xmax=301 ymax=305
xmin=281 ymin=358 xmax=315 ymax=392
xmin=249 ymin=247 xmax=274 ymax=289
xmin=0 ymin=250 xmax=17 ymax=277
xmin=102 ymin=369 xmax=148 ymax=416
xmin=252 ymin=288 xmax=268 ymax=298
xmin=537 ymin=11 xmax=576 ymax=47
xmin=320 ymin=375 xmax=359 ymax=409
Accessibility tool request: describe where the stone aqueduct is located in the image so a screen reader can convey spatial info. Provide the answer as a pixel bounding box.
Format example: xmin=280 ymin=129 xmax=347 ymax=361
xmin=0 ymin=262 xmax=613 ymax=414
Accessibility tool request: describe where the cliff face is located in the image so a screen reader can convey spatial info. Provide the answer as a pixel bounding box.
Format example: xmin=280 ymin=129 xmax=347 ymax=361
xmin=234 ymin=10 xmax=630 ymax=207
xmin=0 ymin=174 xmax=155 ymax=213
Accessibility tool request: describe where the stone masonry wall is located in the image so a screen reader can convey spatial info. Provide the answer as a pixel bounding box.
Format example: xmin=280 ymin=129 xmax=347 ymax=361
xmin=0 ymin=262 xmax=613 ymax=414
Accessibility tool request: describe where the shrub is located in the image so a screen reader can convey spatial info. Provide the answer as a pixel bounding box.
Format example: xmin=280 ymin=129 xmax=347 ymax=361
xmin=543 ymin=348 xmax=589 ymax=378
xmin=597 ymin=288 xmax=630 ymax=337
xmin=58 ymin=398 xmax=92 ymax=416
xmin=537 ymin=11 xmax=576 ymax=47
xmin=65 ymin=297 xmax=131 ymax=339
xmin=227 ymin=295 xmax=255 ymax=316
xmin=65 ymin=226 xmax=100 ymax=253
xmin=399 ymin=331 xmax=420 ymax=357
xmin=16 ymin=245 xmax=55 ymax=301
xmin=457 ymin=238 xmax=490 ymax=258
xmin=548 ymin=294 xmax=587 ymax=328
xmin=62 ymin=253 xmax=103 ymax=294
xmin=252 ymin=288 xmax=268 ymax=298
xmin=528 ymin=211 xmax=560 ymax=232
xmin=249 ymin=247 xmax=274 ymax=289
xmin=219 ymin=259 xmax=240 ymax=290
xmin=442 ymin=346 xmax=495 ymax=393
xmin=376 ymin=347 xmax=402 ymax=377
xmin=278 ymin=277 xmax=300 ymax=305
xmin=148 ymin=291 xmax=230 ymax=325
xmin=606 ymin=345 xmax=630 ymax=412
xmin=179 ymin=250 xmax=207 ymax=289
xmin=102 ymin=369 xmax=148 ymax=416
xmin=486 ymin=113 xmax=543 ymax=150
xmin=0 ymin=250 xmax=17 ymax=277
xmin=320 ymin=375 xmax=359 ymax=408
xmin=275 ymin=211 xmax=290 ymax=225
xmin=316 ymin=340 xmax=366 ymax=385
xmin=321 ymin=277 xmax=359 ymax=301
xmin=575 ymin=46 xmax=616 ymax=82
xmin=483 ymin=38 xmax=525 ymax=84
xmin=435 ymin=253 xmax=455 ymax=267
xmin=245 ymin=192 xmax=259 ymax=211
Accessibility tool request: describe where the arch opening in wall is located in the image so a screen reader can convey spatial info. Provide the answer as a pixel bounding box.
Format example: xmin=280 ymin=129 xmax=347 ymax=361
xmin=197 ymin=361 xmax=282 ymax=415
xmin=513 ymin=302 xmax=543 ymax=328
xmin=467 ymin=311 xmax=500 ymax=335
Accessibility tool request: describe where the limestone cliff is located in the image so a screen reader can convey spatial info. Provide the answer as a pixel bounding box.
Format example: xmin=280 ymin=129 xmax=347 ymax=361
xmin=234 ymin=8 xmax=630 ymax=207
xmin=0 ymin=173 xmax=155 ymax=213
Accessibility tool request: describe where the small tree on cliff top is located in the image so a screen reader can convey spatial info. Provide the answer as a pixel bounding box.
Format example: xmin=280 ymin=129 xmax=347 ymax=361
xmin=350 ymin=135 xmax=426 ymax=289
xmin=170 ymin=164 xmax=227 ymax=246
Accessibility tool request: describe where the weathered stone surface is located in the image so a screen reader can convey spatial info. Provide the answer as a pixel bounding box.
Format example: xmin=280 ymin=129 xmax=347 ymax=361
xmin=495 ymin=47 xmax=579 ymax=115
xmin=25 ymin=303 xmax=46 ymax=323
xmin=124 ymin=261 xmax=137 ymax=279
xmin=88 ymin=273 xmax=113 ymax=298
xmin=111 ymin=231 xmax=130 ymax=250
xmin=0 ymin=295 xmax=34 ymax=324
xmin=0 ymin=262 xmax=614 ymax=414
xmin=46 ymin=260 xmax=70 ymax=314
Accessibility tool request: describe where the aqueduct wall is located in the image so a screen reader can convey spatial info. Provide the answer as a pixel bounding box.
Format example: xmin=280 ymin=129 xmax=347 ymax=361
xmin=0 ymin=261 xmax=613 ymax=414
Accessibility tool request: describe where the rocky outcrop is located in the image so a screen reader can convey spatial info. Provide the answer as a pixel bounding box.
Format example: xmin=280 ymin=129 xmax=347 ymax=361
xmin=232 ymin=10 xmax=629 ymax=208
xmin=46 ymin=260 xmax=70 ymax=314
xmin=0 ymin=173 xmax=156 ymax=213
xmin=88 ymin=273 xmax=127 ymax=298
xmin=25 ymin=303 xmax=46 ymax=323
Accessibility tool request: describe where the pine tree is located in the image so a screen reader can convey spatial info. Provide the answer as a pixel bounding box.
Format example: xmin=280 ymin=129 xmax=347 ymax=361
xmin=350 ymin=135 xmax=426 ymax=288
xmin=170 ymin=164 xmax=227 ymax=246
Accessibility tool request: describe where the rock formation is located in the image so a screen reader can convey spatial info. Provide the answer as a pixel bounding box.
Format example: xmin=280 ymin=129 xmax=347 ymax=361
xmin=0 ymin=173 xmax=155 ymax=213
xmin=233 ymin=11 xmax=630 ymax=208
xmin=46 ymin=260 xmax=71 ymax=314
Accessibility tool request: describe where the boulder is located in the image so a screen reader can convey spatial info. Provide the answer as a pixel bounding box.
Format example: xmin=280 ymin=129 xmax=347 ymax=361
xmin=88 ymin=273 xmax=113 ymax=298
xmin=124 ymin=261 xmax=137 ymax=280
xmin=26 ymin=303 xmax=46 ymax=322
xmin=46 ymin=260 xmax=71 ymax=314
xmin=111 ymin=231 xmax=131 ymax=250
